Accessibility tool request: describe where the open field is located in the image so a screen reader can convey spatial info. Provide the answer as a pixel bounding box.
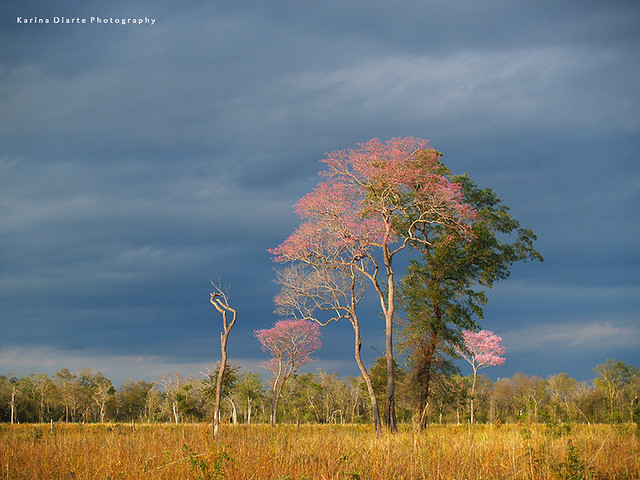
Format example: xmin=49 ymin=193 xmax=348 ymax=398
xmin=1 ymin=422 xmax=638 ymax=479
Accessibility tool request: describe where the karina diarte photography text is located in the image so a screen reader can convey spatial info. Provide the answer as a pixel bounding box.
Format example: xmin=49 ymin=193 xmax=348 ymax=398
xmin=16 ymin=16 xmax=156 ymax=26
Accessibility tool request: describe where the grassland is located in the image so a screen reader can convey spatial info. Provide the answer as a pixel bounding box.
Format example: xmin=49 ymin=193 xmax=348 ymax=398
xmin=1 ymin=422 xmax=638 ymax=479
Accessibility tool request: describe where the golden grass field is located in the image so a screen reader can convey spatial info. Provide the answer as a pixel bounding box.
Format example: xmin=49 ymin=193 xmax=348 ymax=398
xmin=1 ymin=422 xmax=638 ymax=479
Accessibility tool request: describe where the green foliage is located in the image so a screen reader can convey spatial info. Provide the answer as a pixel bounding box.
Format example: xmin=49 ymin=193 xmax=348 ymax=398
xmin=183 ymin=444 xmax=209 ymax=479
xmin=203 ymin=363 xmax=240 ymax=401
xmin=554 ymin=440 xmax=589 ymax=480
xmin=182 ymin=444 xmax=229 ymax=480
xmin=545 ymin=420 xmax=573 ymax=439
xmin=117 ymin=380 xmax=153 ymax=421
xmin=398 ymin=171 xmax=542 ymax=426
xmin=367 ymin=358 xmax=409 ymax=420
xmin=593 ymin=359 xmax=639 ymax=423
xmin=1 ymin=359 xmax=637 ymax=426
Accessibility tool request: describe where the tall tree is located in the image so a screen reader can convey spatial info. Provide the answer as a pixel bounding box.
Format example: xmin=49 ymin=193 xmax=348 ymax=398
xmin=209 ymin=281 xmax=238 ymax=440
xmin=398 ymin=173 xmax=542 ymax=428
xmin=255 ymin=319 xmax=321 ymax=426
xmin=271 ymin=137 xmax=475 ymax=431
xmin=2 ymin=376 xmax=21 ymax=424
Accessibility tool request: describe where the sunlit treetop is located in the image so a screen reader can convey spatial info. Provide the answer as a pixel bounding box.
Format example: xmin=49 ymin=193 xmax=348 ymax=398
xmin=271 ymin=137 xmax=477 ymax=263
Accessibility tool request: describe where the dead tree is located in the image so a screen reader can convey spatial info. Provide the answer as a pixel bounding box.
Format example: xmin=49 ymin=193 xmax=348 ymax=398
xmin=209 ymin=281 xmax=237 ymax=440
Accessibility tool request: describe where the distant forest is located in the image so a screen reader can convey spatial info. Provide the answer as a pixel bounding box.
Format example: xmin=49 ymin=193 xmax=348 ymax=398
xmin=2 ymin=358 xmax=638 ymax=426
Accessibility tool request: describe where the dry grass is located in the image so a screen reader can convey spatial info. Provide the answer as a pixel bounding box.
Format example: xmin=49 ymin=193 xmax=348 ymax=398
xmin=1 ymin=422 xmax=638 ymax=479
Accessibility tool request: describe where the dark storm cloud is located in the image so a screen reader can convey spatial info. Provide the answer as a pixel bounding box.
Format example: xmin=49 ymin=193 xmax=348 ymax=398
xmin=1 ymin=0 xmax=638 ymax=384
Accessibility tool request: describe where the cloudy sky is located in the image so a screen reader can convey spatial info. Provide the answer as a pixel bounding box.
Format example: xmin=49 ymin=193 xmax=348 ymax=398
xmin=1 ymin=0 xmax=638 ymax=386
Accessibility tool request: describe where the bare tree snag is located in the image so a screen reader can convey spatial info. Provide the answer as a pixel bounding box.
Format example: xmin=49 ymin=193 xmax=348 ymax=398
xmin=209 ymin=280 xmax=237 ymax=441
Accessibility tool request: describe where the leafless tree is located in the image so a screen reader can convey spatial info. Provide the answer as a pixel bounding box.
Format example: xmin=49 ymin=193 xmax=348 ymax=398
xmin=209 ymin=280 xmax=237 ymax=440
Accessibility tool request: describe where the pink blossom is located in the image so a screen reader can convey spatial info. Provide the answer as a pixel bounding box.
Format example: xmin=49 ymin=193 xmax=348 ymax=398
xmin=254 ymin=319 xmax=321 ymax=372
xmin=270 ymin=137 xmax=477 ymax=263
xmin=457 ymin=329 xmax=506 ymax=370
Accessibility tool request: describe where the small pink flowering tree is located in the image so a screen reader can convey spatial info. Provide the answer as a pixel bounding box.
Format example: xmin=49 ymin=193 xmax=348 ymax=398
xmin=255 ymin=319 xmax=321 ymax=426
xmin=456 ymin=329 xmax=505 ymax=423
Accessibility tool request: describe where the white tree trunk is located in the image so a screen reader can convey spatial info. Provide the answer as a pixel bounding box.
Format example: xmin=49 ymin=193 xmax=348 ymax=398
xmin=172 ymin=402 xmax=179 ymax=424
xmin=10 ymin=388 xmax=16 ymax=424
xmin=228 ymin=398 xmax=238 ymax=424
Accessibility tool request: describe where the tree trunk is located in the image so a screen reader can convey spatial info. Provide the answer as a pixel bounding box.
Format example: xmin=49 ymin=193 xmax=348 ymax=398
xmin=417 ymin=329 xmax=439 ymax=430
xmin=212 ymin=333 xmax=228 ymax=439
xmin=228 ymin=397 xmax=238 ymax=424
xmin=354 ymin=325 xmax=381 ymax=435
xmin=10 ymin=387 xmax=16 ymax=424
xmin=383 ymin=244 xmax=397 ymax=433
xmin=269 ymin=361 xmax=286 ymax=427
xmin=470 ymin=365 xmax=478 ymax=424
xmin=271 ymin=383 xmax=282 ymax=427
xmin=385 ymin=313 xmax=396 ymax=432
xmin=418 ymin=401 xmax=430 ymax=428
xmin=209 ymin=285 xmax=238 ymax=441
xmin=172 ymin=401 xmax=179 ymax=424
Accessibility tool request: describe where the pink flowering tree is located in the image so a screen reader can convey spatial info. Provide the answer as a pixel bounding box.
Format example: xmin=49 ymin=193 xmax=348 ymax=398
xmin=254 ymin=319 xmax=321 ymax=426
xmin=271 ymin=137 xmax=476 ymax=432
xmin=456 ymin=329 xmax=505 ymax=423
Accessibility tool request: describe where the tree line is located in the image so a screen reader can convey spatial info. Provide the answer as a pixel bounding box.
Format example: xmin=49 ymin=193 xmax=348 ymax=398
xmin=1 ymin=358 xmax=637 ymax=426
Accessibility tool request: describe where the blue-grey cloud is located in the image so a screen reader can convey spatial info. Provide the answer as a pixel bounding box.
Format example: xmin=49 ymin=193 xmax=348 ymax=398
xmin=1 ymin=0 xmax=638 ymax=384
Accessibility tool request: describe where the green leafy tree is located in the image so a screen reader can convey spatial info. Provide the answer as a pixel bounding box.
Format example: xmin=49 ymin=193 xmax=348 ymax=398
xmin=116 ymin=380 xmax=153 ymax=421
xmin=367 ymin=357 xmax=413 ymax=423
xmin=594 ymin=359 xmax=639 ymax=422
xmin=234 ymin=372 xmax=265 ymax=424
xmin=55 ymin=369 xmax=83 ymax=422
xmin=29 ymin=373 xmax=55 ymax=423
xmin=88 ymin=372 xmax=114 ymax=424
xmin=546 ymin=372 xmax=578 ymax=422
xmin=203 ymin=363 xmax=240 ymax=423
xmin=399 ymin=172 xmax=542 ymax=428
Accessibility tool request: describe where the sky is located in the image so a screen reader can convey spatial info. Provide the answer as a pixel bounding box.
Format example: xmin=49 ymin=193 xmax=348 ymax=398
xmin=1 ymin=0 xmax=639 ymax=387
